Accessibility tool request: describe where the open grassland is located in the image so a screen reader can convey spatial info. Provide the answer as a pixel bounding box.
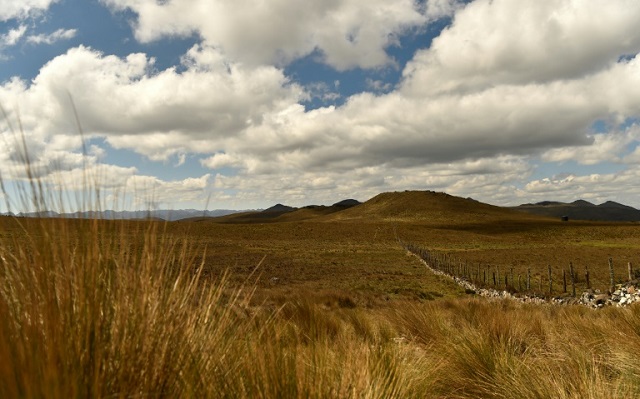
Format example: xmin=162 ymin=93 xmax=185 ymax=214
xmin=2 ymin=189 xmax=640 ymax=397
xmin=183 ymin=209 xmax=640 ymax=298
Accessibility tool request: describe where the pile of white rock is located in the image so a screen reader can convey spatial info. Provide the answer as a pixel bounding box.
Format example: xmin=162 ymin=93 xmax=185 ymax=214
xmin=577 ymin=283 xmax=640 ymax=308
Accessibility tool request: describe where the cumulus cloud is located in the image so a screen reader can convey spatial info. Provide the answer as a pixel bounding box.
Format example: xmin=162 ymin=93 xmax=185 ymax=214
xmin=0 ymin=0 xmax=57 ymax=21
xmin=101 ymin=0 xmax=426 ymax=70
xmin=402 ymin=0 xmax=640 ymax=96
xmin=1 ymin=44 xmax=304 ymax=161
xmin=27 ymin=28 xmax=77 ymax=45
xmin=4 ymin=0 xmax=640 ymax=210
xmin=542 ymin=124 xmax=640 ymax=165
xmin=189 ymin=0 xmax=640 ymax=207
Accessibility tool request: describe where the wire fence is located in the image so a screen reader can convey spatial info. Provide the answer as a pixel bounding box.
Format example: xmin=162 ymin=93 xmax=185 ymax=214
xmin=401 ymin=241 xmax=638 ymax=298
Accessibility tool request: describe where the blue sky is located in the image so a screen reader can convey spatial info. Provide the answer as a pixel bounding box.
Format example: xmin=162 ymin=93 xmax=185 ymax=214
xmin=1 ymin=0 xmax=640 ymax=212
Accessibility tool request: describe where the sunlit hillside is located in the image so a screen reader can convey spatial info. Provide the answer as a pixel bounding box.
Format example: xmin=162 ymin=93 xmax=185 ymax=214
xmin=327 ymin=190 xmax=548 ymax=223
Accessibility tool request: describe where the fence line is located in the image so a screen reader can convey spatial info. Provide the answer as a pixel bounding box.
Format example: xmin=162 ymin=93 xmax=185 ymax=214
xmin=400 ymin=240 xmax=638 ymax=298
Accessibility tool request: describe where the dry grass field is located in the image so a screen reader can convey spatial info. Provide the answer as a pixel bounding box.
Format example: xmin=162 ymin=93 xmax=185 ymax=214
xmin=2 ymin=189 xmax=640 ymax=397
xmin=165 ymin=190 xmax=640 ymax=299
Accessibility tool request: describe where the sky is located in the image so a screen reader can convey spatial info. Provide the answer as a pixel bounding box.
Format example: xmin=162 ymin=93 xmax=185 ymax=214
xmin=1 ymin=0 xmax=640 ymax=212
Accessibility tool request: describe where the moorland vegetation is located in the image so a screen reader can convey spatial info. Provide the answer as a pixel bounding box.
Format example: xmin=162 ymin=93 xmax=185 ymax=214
xmin=1 ymin=173 xmax=640 ymax=397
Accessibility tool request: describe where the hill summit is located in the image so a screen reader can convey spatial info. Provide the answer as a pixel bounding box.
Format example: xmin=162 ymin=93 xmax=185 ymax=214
xmin=328 ymin=190 xmax=532 ymax=223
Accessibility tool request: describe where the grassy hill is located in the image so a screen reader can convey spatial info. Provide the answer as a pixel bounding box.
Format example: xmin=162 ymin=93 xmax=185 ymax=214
xmin=203 ymin=199 xmax=361 ymax=223
xmin=328 ymin=190 xmax=547 ymax=224
xmin=513 ymin=200 xmax=640 ymax=221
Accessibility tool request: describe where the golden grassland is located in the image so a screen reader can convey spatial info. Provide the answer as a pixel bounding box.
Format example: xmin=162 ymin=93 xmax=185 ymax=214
xmin=2 ymin=189 xmax=640 ymax=397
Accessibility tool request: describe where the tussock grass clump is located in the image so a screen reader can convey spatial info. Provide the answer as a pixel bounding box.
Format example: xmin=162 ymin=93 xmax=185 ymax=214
xmin=387 ymin=299 xmax=640 ymax=398
xmin=0 ymin=216 xmax=254 ymax=397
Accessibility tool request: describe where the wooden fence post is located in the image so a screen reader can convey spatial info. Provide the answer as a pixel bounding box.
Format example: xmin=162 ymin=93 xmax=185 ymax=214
xmin=527 ymin=268 xmax=531 ymax=290
xmin=510 ymin=267 xmax=514 ymax=288
xmin=629 ymin=262 xmax=634 ymax=281
xmin=548 ymin=265 xmax=553 ymax=295
xmin=570 ymin=262 xmax=576 ymax=297
xmin=585 ymin=265 xmax=590 ymax=289
xmin=609 ymin=257 xmax=615 ymax=293
xmin=562 ymin=269 xmax=567 ymax=293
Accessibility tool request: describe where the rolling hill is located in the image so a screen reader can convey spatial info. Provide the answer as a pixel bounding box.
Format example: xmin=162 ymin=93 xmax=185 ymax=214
xmin=325 ymin=190 xmax=544 ymax=224
xmin=207 ymin=199 xmax=362 ymax=223
xmin=512 ymin=200 xmax=640 ymax=221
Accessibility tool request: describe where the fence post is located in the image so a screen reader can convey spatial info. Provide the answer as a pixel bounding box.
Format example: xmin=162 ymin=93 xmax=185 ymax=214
xmin=570 ymin=262 xmax=576 ymax=297
xmin=585 ymin=265 xmax=590 ymax=289
xmin=510 ymin=267 xmax=514 ymax=288
xmin=609 ymin=258 xmax=615 ymax=293
xmin=527 ymin=268 xmax=531 ymax=290
xmin=562 ymin=269 xmax=567 ymax=293
xmin=629 ymin=262 xmax=634 ymax=281
xmin=548 ymin=265 xmax=553 ymax=295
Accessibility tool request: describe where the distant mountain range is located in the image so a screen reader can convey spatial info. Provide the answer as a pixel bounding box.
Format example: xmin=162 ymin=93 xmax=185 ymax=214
xmin=1 ymin=209 xmax=249 ymax=221
xmin=2 ymin=195 xmax=639 ymax=222
xmin=0 ymin=199 xmax=364 ymax=222
xmin=511 ymin=200 xmax=640 ymax=221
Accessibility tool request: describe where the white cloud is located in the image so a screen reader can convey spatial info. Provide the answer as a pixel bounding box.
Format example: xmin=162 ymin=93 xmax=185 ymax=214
xmin=402 ymin=0 xmax=640 ymax=96
xmin=1 ymin=25 xmax=27 ymax=46
xmin=303 ymin=82 xmax=341 ymax=103
xmin=542 ymin=125 xmax=640 ymax=165
xmin=27 ymin=28 xmax=77 ymax=45
xmin=1 ymin=44 xmax=304 ymax=161
xmin=101 ymin=0 xmax=426 ymax=70
xmin=0 ymin=0 xmax=57 ymax=21
xmin=0 ymin=25 xmax=27 ymax=59
xmin=365 ymin=78 xmax=392 ymax=92
xmin=4 ymin=0 xmax=640 ymax=210
xmin=423 ymin=0 xmax=464 ymax=21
